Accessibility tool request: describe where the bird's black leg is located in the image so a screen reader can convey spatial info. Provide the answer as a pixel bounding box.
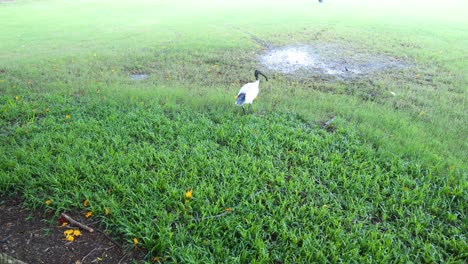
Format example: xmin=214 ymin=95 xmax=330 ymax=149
xmin=242 ymin=106 xmax=245 ymax=115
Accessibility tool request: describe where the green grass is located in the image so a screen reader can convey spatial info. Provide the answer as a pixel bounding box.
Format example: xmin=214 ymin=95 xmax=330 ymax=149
xmin=1 ymin=0 xmax=467 ymax=262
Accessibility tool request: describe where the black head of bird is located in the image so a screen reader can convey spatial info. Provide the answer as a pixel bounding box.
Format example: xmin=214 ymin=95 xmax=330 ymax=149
xmin=254 ymin=70 xmax=268 ymax=81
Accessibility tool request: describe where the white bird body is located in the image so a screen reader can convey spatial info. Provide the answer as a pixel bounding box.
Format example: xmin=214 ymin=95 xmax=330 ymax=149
xmin=236 ymin=80 xmax=259 ymax=106
xmin=235 ymin=70 xmax=268 ymax=112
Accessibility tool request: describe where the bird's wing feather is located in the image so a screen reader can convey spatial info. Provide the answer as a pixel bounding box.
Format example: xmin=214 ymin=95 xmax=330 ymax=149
xmin=244 ymin=88 xmax=258 ymax=103
xmin=238 ymin=82 xmax=255 ymax=94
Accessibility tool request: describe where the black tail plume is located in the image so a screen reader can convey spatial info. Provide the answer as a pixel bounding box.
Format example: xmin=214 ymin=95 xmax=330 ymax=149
xmin=236 ymin=93 xmax=246 ymax=106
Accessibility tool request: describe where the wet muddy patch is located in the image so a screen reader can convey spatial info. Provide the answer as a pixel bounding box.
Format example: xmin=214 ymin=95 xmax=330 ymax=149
xmin=130 ymin=73 xmax=149 ymax=80
xmin=259 ymin=44 xmax=410 ymax=80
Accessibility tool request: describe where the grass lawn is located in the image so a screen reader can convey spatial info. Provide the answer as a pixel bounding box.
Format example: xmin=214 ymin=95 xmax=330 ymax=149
xmin=1 ymin=0 xmax=467 ymax=262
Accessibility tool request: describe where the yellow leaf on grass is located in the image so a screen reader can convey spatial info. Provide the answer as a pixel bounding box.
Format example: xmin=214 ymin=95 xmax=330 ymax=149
xmin=83 ymin=199 xmax=89 ymax=206
xmin=133 ymin=238 xmax=139 ymax=245
xmin=64 ymin=229 xmax=74 ymax=236
xmin=64 ymin=229 xmax=81 ymax=241
xmin=185 ymin=188 xmax=193 ymax=200
xmin=60 ymin=221 xmax=68 ymax=227
xmin=45 ymin=200 xmax=52 ymax=205
xmin=73 ymin=230 xmax=82 ymax=236
xmin=85 ymin=211 xmax=93 ymax=218
xmin=104 ymin=208 xmax=110 ymax=216
xmin=65 ymin=114 xmax=71 ymax=119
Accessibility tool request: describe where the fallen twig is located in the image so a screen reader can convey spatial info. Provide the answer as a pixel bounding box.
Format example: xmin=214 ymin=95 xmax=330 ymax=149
xmin=61 ymin=212 xmax=94 ymax=232
xmin=0 ymin=234 xmax=11 ymax=243
xmin=81 ymin=246 xmax=115 ymax=263
xmin=81 ymin=247 xmax=100 ymax=263
xmin=0 ymin=253 xmax=27 ymax=264
xmin=95 ymin=228 xmax=122 ymax=249
xmin=117 ymin=250 xmax=131 ymax=264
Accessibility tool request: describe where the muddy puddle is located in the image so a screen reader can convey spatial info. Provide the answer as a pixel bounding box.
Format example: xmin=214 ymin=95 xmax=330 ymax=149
xmin=259 ymin=44 xmax=409 ymax=79
xmin=130 ymin=73 xmax=149 ymax=80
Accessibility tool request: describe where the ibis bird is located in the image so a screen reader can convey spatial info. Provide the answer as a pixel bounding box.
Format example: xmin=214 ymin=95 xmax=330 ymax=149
xmin=235 ymin=70 xmax=268 ymax=113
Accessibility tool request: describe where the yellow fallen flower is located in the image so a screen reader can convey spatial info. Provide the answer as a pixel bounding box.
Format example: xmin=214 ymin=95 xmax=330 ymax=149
xmin=185 ymin=188 xmax=193 ymax=200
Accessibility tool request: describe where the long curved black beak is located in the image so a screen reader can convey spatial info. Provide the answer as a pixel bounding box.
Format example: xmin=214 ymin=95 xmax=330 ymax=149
xmin=255 ymin=70 xmax=268 ymax=81
xmin=259 ymin=71 xmax=268 ymax=81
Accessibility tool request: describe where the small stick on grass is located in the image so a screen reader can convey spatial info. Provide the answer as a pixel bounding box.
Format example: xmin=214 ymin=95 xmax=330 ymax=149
xmin=61 ymin=212 xmax=94 ymax=232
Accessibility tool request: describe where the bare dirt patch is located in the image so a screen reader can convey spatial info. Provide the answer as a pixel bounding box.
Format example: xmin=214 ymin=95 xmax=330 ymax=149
xmin=0 ymin=196 xmax=145 ymax=264
xmin=259 ymin=44 xmax=410 ymax=80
